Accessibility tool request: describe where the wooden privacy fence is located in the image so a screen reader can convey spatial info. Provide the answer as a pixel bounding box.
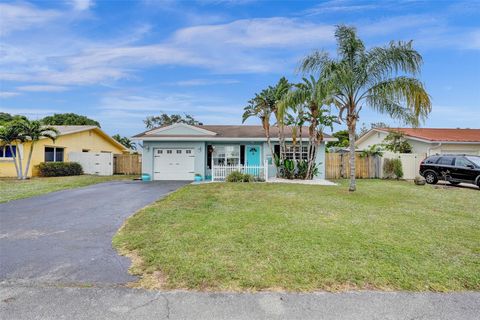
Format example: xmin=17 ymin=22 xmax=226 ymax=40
xmin=113 ymin=154 xmax=142 ymax=175
xmin=325 ymin=152 xmax=426 ymax=180
xmin=325 ymin=153 xmax=381 ymax=179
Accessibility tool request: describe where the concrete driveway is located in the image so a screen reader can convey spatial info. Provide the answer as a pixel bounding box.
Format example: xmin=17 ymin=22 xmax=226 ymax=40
xmin=0 ymin=180 xmax=188 ymax=286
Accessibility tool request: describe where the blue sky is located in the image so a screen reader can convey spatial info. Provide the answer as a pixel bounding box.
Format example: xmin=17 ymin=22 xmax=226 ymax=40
xmin=0 ymin=0 xmax=479 ymax=137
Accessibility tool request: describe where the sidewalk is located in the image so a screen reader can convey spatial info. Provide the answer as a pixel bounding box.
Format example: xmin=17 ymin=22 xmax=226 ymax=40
xmin=1 ymin=284 xmax=478 ymax=320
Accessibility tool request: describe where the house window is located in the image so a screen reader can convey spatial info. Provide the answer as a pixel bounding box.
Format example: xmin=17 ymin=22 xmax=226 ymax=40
xmin=274 ymin=144 xmax=308 ymax=160
xmin=176 ymin=150 xmax=182 ymax=154
xmin=212 ymin=145 xmax=240 ymax=166
xmin=45 ymin=147 xmax=64 ymax=162
xmin=167 ymin=150 xmax=172 ymax=154
xmin=186 ymin=150 xmax=191 ymax=154
xmin=0 ymin=145 xmax=16 ymax=159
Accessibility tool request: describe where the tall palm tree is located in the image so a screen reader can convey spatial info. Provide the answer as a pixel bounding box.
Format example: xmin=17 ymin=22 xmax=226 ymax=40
xmin=242 ymin=87 xmax=276 ymax=160
xmin=15 ymin=120 xmax=58 ymax=179
xmin=280 ymin=76 xmax=337 ymax=179
xmin=0 ymin=123 xmax=24 ymax=179
xmin=299 ymin=25 xmax=431 ymax=191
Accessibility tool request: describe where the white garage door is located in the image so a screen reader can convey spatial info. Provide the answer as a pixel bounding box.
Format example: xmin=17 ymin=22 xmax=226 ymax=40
xmin=153 ymin=148 xmax=195 ymax=180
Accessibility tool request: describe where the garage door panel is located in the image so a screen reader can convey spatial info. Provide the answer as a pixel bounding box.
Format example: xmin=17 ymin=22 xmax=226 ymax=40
xmin=153 ymin=148 xmax=195 ymax=180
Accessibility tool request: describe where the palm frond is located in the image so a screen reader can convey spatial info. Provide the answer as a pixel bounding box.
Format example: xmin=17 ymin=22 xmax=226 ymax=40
xmin=366 ymin=77 xmax=431 ymax=126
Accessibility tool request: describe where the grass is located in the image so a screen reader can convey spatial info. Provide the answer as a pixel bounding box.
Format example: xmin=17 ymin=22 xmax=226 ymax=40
xmin=0 ymin=175 xmax=137 ymax=203
xmin=113 ymin=180 xmax=480 ymax=292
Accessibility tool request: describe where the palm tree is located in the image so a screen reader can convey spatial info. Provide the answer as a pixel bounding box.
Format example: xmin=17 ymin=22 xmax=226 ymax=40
xmin=299 ymin=25 xmax=431 ymax=191
xmin=243 ymin=87 xmax=276 ymax=161
xmin=0 ymin=123 xmax=24 ymax=179
xmin=15 ymin=120 xmax=58 ymax=179
xmin=280 ymin=76 xmax=338 ymax=179
xmin=113 ymin=134 xmax=137 ymax=150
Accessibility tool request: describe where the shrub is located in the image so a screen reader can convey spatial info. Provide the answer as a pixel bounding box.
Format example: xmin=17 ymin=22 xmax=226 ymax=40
xmin=392 ymin=158 xmax=403 ymax=179
xmin=37 ymin=162 xmax=83 ymax=177
xmin=226 ymin=171 xmax=244 ymax=182
xmin=226 ymin=171 xmax=254 ymax=183
xmin=383 ymin=158 xmax=403 ymax=179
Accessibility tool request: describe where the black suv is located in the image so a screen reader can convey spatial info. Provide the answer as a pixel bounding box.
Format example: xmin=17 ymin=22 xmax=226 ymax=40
xmin=419 ymin=154 xmax=480 ymax=188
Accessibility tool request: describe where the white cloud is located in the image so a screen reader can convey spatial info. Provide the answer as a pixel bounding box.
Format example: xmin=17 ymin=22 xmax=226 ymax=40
xmin=173 ymin=18 xmax=334 ymax=48
xmin=305 ymin=0 xmax=378 ymax=15
xmin=17 ymin=85 xmax=69 ymax=92
xmin=0 ymin=3 xmax=60 ymax=36
xmin=70 ymin=0 xmax=94 ymax=11
xmin=173 ymin=78 xmax=240 ymax=86
xmin=0 ymin=92 xmax=20 ymax=98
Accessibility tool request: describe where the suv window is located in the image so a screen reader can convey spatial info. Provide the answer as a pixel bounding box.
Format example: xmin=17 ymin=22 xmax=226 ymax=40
xmin=424 ymin=156 xmax=439 ymax=164
xmin=455 ymin=157 xmax=472 ymax=167
xmin=437 ymin=156 xmax=454 ymax=165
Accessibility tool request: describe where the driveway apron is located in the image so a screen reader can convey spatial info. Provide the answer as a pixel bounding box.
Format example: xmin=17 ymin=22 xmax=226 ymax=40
xmin=0 ymin=180 xmax=188 ymax=285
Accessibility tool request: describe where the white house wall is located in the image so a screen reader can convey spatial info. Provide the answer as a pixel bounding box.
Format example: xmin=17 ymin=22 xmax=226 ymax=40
xmin=356 ymin=131 xmax=480 ymax=155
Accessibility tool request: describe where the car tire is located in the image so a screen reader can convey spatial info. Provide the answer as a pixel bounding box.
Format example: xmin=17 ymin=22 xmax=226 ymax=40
xmin=424 ymin=171 xmax=438 ymax=184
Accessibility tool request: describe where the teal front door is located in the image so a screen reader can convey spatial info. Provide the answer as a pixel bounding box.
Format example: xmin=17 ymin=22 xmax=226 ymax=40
xmin=246 ymin=145 xmax=260 ymax=166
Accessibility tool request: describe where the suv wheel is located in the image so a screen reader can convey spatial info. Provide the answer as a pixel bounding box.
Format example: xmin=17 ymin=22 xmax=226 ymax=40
xmin=424 ymin=171 xmax=438 ymax=184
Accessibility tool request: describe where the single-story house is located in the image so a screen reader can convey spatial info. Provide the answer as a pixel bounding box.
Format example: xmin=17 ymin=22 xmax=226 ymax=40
xmin=0 ymin=125 xmax=128 ymax=177
xmin=132 ymin=123 xmax=336 ymax=181
xmin=356 ymin=128 xmax=480 ymax=155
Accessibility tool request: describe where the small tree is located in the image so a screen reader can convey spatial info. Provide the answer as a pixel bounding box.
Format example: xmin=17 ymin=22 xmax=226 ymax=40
xmin=0 ymin=123 xmax=24 ymax=179
xmin=144 ymin=113 xmax=201 ymax=129
xmin=383 ymin=131 xmax=412 ymax=153
xmin=15 ymin=120 xmax=58 ymax=179
xmin=327 ymin=130 xmax=349 ymax=150
xmin=112 ymin=134 xmax=136 ymax=150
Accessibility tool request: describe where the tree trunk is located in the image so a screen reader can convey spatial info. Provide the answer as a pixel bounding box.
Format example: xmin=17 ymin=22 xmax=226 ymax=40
xmin=23 ymin=142 xmax=35 ymax=179
xmin=348 ymin=125 xmax=356 ymax=192
xmin=15 ymin=142 xmax=24 ymax=180
xmin=8 ymin=144 xmax=21 ymax=179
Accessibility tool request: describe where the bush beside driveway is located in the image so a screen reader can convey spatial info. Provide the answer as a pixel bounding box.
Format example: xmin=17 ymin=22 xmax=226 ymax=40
xmin=114 ymin=180 xmax=480 ymax=292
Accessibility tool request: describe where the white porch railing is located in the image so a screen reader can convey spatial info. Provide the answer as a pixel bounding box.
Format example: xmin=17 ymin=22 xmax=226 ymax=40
xmin=212 ymin=162 xmax=268 ymax=182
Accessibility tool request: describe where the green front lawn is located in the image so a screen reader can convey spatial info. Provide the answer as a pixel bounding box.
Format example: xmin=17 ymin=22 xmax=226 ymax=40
xmin=0 ymin=175 xmax=137 ymax=203
xmin=113 ymin=180 xmax=479 ymax=292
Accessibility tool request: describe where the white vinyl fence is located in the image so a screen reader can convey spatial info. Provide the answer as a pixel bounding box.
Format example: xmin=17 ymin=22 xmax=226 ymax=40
xmin=380 ymin=152 xmax=426 ymax=180
xmin=212 ymin=162 xmax=268 ymax=182
xmin=68 ymin=152 xmax=114 ymax=176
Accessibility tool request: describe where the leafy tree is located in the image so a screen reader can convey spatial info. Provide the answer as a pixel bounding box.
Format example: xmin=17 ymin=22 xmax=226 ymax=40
xmin=14 ymin=120 xmax=58 ymax=179
xmin=279 ymin=76 xmax=338 ymax=179
xmin=300 ymin=25 xmax=431 ymax=191
xmin=144 ymin=113 xmax=201 ymax=129
xmin=0 ymin=112 xmax=27 ymax=126
xmin=383 ymin=131 xmax=412 ymax=153
xmin=0 ymin=123 xmax=24 ymax=179
xmin=327 ymin=130 xmax=349 ymax=149
xmin=242 ymin=77 xmax=291 ymax=168
xmin=41 ymin=113 xmax=100 ymax=127
xmin=112 ymin=134 xmax=136 ymax=150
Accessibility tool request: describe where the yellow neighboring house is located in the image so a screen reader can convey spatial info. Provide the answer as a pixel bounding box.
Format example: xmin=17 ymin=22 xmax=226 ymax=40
xmin=0 ymin=125 xmax=128 ymax=177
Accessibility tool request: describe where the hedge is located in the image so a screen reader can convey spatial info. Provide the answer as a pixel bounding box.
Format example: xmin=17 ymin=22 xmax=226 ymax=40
xmin=36 ymin=162 xmax=83 ymax=177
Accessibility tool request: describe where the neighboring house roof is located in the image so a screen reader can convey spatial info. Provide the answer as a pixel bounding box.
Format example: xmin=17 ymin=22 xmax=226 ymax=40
xmin=46 ymin=125 xmax=128 ymax=151
xmin=133 ymin=123 xmax=337 ymax=141
xmin=356 ymin=128 xmax=480 ymax=145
